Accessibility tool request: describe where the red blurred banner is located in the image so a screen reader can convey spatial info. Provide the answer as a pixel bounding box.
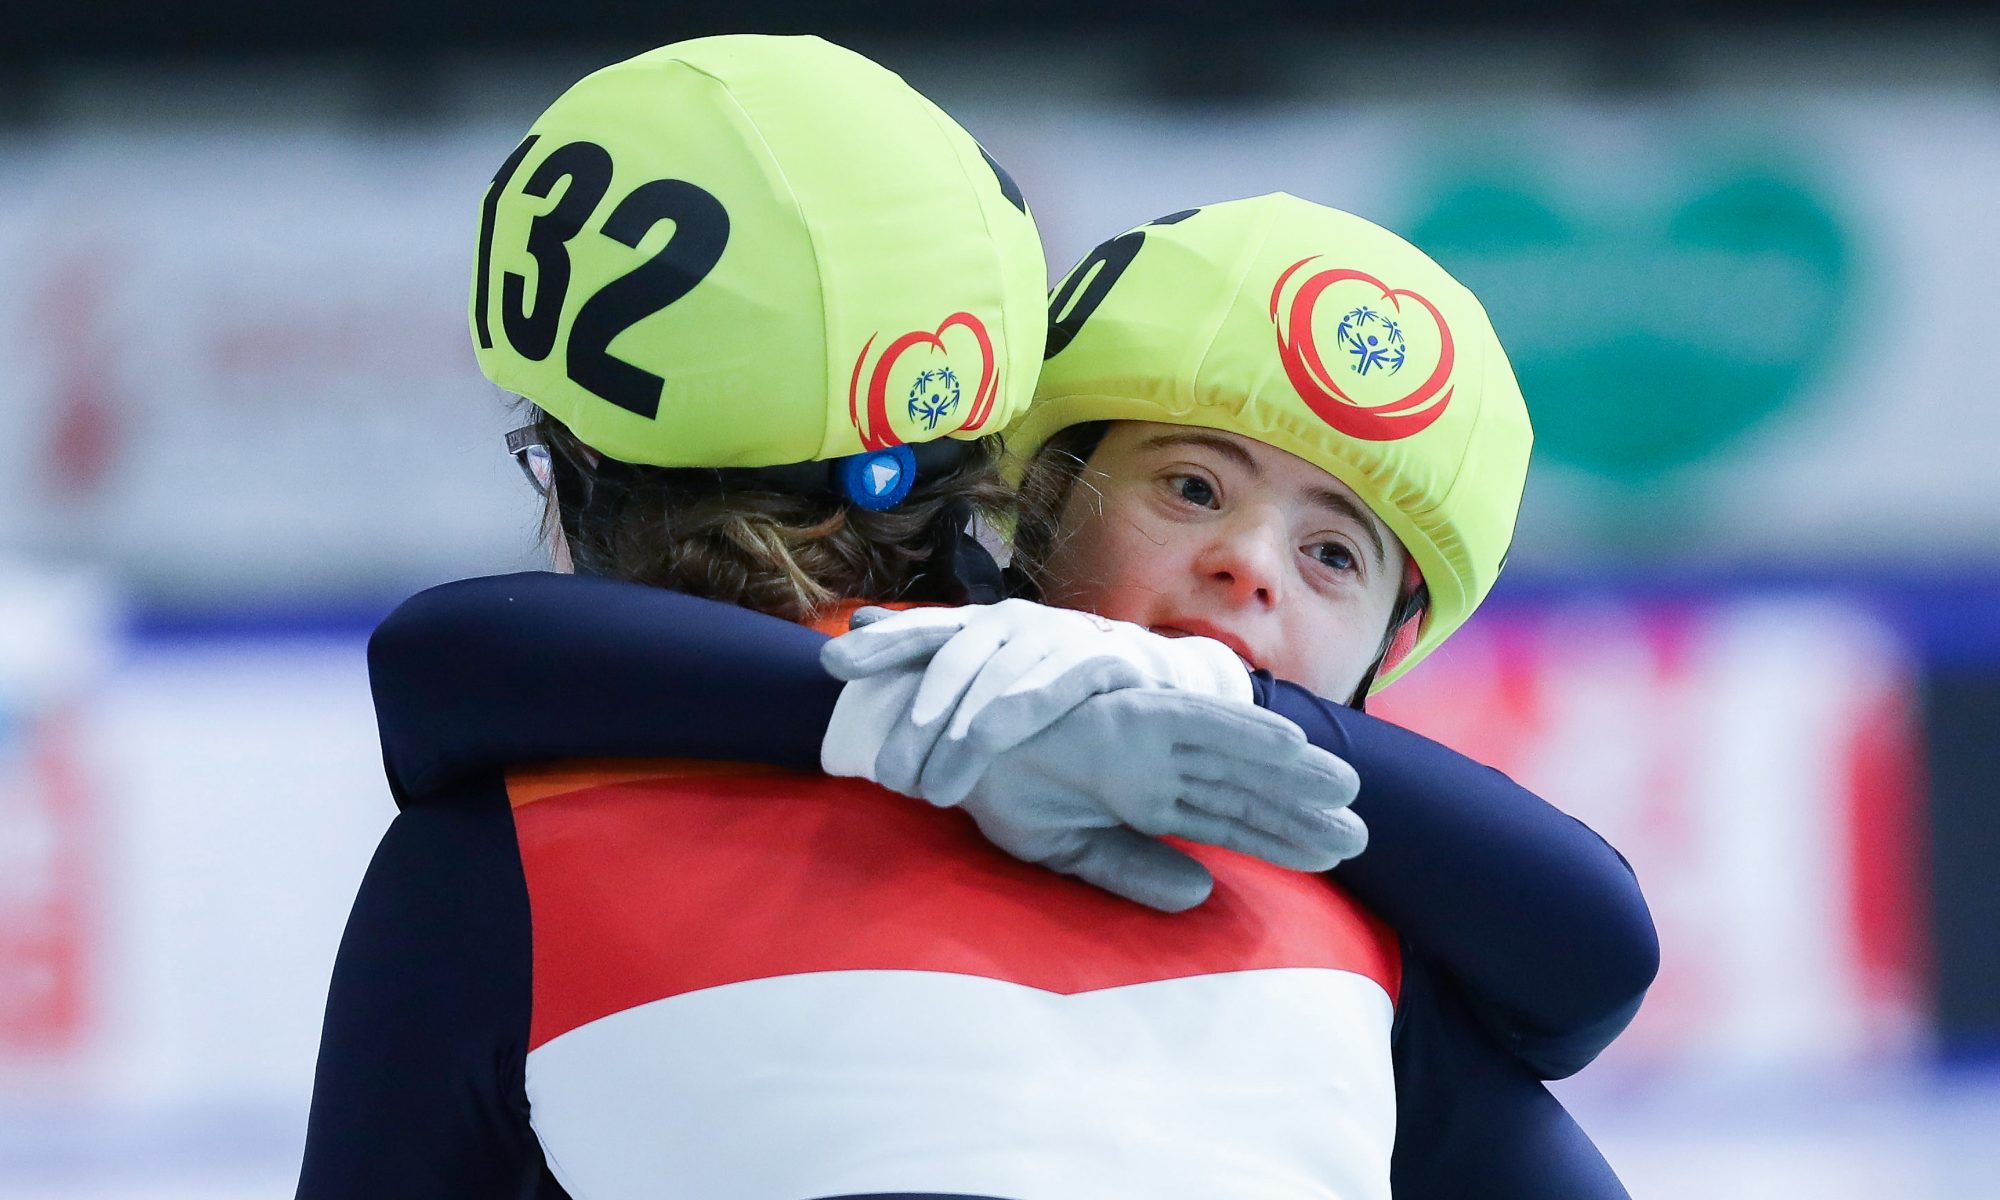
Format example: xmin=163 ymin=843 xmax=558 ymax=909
xmin=1374 ymin=599 xmax=1925 ymax=1071
xmin=0 ymin=712 xmax=94 ymax=1057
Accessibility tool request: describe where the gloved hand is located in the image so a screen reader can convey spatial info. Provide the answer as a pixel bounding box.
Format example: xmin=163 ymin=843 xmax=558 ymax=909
xmin=822 ymin=599 xmax=1253 ymax=803
xmin=950 ymin=687 xmax=1366 ymax=911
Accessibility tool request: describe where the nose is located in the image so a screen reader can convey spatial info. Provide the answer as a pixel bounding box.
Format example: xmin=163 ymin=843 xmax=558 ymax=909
xmin=1193 ymin=512 xmax=1286 ymax=609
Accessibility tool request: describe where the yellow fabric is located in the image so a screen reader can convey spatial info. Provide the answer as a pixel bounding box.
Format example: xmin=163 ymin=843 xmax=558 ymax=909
xmin=1011 ymin=194 xmax=1533 ymax=688
xmin=470 ymin=35 xmax=1046 ymax=468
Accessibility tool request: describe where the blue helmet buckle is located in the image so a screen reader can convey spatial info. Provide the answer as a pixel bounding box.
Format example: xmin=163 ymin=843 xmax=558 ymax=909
xmin=836 ymin=445 xmax=918 ymax=511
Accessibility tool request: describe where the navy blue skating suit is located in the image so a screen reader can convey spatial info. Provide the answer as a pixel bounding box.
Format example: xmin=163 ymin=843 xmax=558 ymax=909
xmin=297 ymin=572 xmax=1654 ymax=1199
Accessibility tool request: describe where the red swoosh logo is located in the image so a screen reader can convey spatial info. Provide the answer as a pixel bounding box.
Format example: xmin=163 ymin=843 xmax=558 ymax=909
xmin=1269 ymin=257 xmax=1455 ymax=442
xmin=848 ymin=312 xmax=1000 ymax=450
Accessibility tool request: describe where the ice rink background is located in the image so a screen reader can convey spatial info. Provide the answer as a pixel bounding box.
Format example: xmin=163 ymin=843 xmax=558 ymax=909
xmin=6 ymin=6 xmax=2000 ymax=1197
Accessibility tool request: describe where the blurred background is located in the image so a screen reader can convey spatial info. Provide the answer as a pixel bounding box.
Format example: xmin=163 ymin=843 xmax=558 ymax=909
xmin=4 ymin=2 xmax=1998 ymax=1196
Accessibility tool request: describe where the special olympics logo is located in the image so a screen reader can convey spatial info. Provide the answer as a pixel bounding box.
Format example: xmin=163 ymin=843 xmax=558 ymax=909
xmin=848 ymin=312 xmax=999 ymax=450
xmin=908 ymin=367 xmax=963 ymax=431
xmin=1269 ymin=257 xmax=1455 ymax=441
xmin=1334 ymin=307 xmax=1406 ymax=376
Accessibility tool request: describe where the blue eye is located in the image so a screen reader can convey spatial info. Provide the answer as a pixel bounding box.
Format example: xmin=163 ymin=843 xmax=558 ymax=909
xmin=1175 ymin=475 xmax=1217 ymax=507
xmin=1310 ymin=542 xmax=1356 ymax=572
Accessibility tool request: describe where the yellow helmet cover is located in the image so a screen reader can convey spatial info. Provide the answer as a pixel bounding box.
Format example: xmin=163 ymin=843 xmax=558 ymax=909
xmin=470 ymin=35 xmax=1046 ymax=468
xmin=1014 ymin=193 xmax=1533 ymax=688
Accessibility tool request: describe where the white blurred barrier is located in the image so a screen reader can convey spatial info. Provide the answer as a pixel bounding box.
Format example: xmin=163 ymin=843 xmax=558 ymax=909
xmin=1 ymin=565 xmax=118 ymax=1078
xmin=2 ymin=586 xmax=391 ymax=1183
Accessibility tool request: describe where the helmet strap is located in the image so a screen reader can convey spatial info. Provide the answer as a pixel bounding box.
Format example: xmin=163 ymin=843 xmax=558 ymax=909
xmin=915 ymin=500 xmax=1006 ymax=604
xmin=737 ymin=439 xmax=969 ymax=505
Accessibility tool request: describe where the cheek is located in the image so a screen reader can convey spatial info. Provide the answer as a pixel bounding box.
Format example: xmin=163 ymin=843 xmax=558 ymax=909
xmin=1272 ymin=597 xmax=1393 ymax=700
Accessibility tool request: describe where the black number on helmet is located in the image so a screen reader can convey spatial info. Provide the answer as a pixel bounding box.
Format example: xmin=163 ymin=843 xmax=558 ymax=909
xmin=473 ymin=135 xmax=538 ymax=351
xmin=978 ymin=145 xmax=1026 ymax=214
xmin=566 ymin=180 xmax=730 ymax=419
xmin=502 ymin=141 xmax=615 ymax=362
xmin=1044 ymin=209 xmax=1201 ymax=359
xmin=482 ymin=138 xmax=732 ymax=418
xmin=1045 ymin=232 xmax=1141 ymax=359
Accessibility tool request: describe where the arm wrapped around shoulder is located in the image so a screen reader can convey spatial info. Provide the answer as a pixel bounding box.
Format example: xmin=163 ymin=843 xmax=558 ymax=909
xmin=369 ymin=572 xmax=840 ymax=805
xmin=822 ymin=601 xmax=1363 ymax=913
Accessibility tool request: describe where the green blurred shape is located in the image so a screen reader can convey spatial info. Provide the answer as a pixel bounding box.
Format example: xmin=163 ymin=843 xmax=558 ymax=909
xmin=1408 ymin=167 xmax=1850 ymax=481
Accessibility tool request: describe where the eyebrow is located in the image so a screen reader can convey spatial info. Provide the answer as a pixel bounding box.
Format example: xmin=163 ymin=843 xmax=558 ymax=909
xmin=1138 ymin=429 xmax=1387 ymax=571
xmin=1306 ymin=487 xmax=1387 ymax=572
xmin=1138 ymin=430 xmax=1259 ymax=474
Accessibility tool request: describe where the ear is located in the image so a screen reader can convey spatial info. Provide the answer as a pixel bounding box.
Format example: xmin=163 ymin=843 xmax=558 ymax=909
xmin=1380 ymin=558 xmax=1427 ymax=672
xmin=1379 ymin=606 xmax=1424 ymax=676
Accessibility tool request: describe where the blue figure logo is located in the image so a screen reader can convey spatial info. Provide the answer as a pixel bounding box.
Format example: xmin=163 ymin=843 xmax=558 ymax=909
xmin=907 ymin=367 xmax=963 ymax=431
xmin=1334 ymin=306 xmax=1407 ymax=377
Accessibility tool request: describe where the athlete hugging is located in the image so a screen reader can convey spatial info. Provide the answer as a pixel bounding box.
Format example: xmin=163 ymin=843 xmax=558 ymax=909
xmin=297 ymin=34 xmax=1656 ymax=1200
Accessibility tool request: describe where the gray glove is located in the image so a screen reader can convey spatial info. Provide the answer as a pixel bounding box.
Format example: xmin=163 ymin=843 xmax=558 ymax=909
xmin=953 ymin=687 xmax=1368 ymax=912
xmin=823 ymin=601 xmax=1253 ymax=805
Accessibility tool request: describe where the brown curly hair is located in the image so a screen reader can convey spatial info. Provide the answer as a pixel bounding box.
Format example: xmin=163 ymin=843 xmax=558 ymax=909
xmin=536 ymin=412 xmax=1015 ymax=623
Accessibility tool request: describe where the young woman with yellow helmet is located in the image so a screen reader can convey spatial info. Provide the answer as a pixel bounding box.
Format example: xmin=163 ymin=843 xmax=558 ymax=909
xmin=818 ymin=194 xmax=1650 ymax=1196
xmin=1007 ymin=191 xmax=1529 ymax=699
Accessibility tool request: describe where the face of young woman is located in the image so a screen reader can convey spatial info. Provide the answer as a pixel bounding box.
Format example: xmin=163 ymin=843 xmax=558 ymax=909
xmin=1040 ymin=421 xmax=1409 ymax=703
